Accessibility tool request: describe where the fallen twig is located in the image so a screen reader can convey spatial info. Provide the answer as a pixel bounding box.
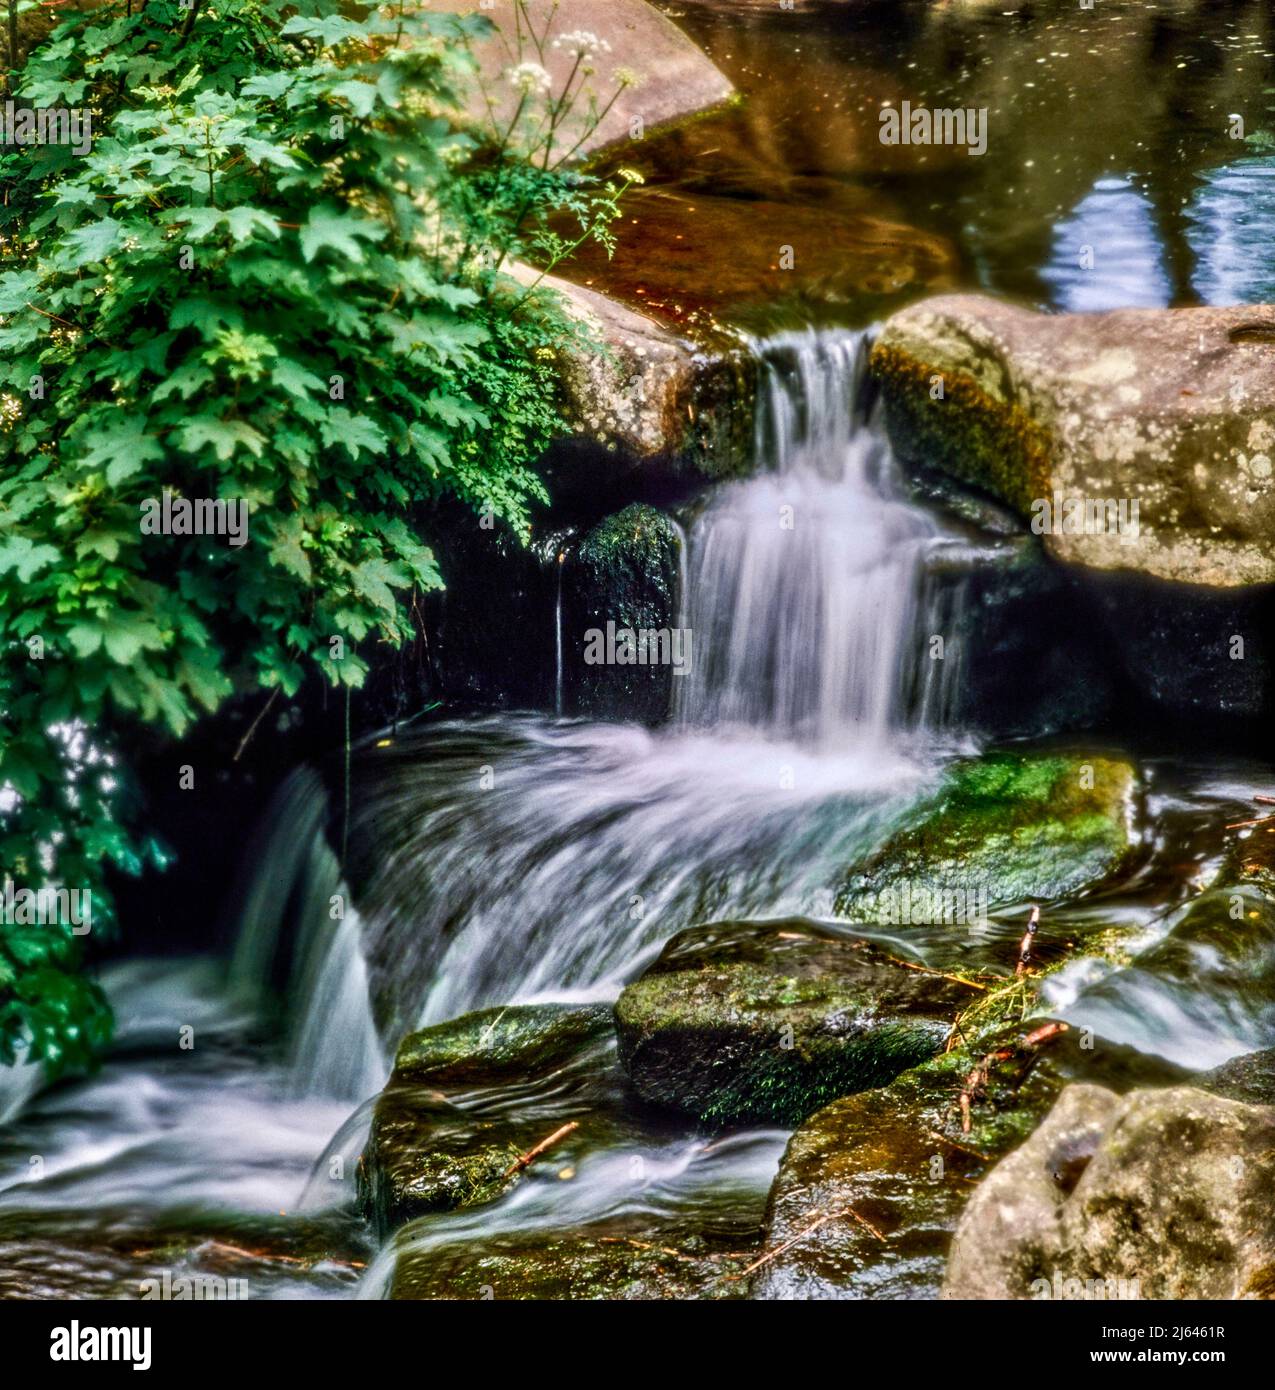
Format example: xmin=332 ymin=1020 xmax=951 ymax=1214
xmin=727 ymin=1204 xmax=885 ymax=1282
xmin=501 ymin=1121 xmax=579 ymax=1180
xmin=1015 ymin=904 xmax=1040 ymax=977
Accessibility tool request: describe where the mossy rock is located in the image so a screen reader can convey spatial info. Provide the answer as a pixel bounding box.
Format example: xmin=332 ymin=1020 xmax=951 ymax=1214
xmin=359 ymin=1004 xmax=616 ymax=1237
xmin=751 ymin=1018 xmax=1180 ymax=1299
xmin=394 ymin=1003 xmax=614 ymax=1089
xmin=391 ymin=1217 xmax=753 ymax=1300
xmin=562 ymin=502 xmax=684 ymax=723
xmin=836 ymin=751 xmax=1138 ymax=921
xmin=614 ymin=920 xmax=980 ymax=1127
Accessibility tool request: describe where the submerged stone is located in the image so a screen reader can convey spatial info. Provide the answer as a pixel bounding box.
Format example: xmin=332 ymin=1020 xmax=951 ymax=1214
xmin=836 ymin=751 xmax=1138 ymax=921
xmin=359 ymin=1004 xmax=616 ymax=1237
xmin=614 ymin=920 xmax=978 ymax=1127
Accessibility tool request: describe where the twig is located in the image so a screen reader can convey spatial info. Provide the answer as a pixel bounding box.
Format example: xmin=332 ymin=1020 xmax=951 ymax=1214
xmin=501 ymin=1121 xmax=579 ymax=1180
xmin=881 ymin=952 xmax=990 ymax=993
xmin=728 ymin=1204 xmax=885 ymax=1282
xmin=1015 ymin=904 xmax=1040 ymax=977
xmin=232 ymin=686 xmax=281 ymax=763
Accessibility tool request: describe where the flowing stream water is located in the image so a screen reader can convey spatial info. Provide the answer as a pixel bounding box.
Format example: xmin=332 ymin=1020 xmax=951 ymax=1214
xmin=1 ymin=328 xmax=1271 ymax=1299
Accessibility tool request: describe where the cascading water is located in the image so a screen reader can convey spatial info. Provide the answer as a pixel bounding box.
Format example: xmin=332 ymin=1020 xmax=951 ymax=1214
xmin=677 ymin=331 xmax=961 ymax=741
xmin=350 ymin=330 xmax=969 ymax=1037
xmin=228 ymin=766 xmax=385 ymax=1103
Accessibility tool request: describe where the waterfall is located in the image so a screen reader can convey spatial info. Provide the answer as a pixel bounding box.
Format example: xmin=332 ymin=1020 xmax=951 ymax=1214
xmin=228 ymin=767 xmax=386 ymax=1103
xmin=678 ymin=329 xmax=958 ymax=741
xmin=349 ymin=329 xmax=968 ymax=1032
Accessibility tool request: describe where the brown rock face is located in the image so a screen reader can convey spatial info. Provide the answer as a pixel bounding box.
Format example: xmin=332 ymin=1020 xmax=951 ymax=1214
xmin=942 ymin=1084 xmax=1275 ymax=1300
xmin=450 ymin=0 xmax=734 ymax=163
xmin=872 ymin=295 xmax=1275 ymax=586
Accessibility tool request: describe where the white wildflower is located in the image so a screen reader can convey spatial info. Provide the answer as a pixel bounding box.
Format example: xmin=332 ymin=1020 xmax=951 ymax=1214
xmin=506 ymin=62 xmax=552 ymax=95
xmin=552 ymin=30 xmax=612 ymax=61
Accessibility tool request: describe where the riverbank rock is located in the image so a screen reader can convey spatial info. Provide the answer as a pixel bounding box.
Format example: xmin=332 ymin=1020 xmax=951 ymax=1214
xmin=871 ymin=295 xmax=1275 ymax=587
xmin=533 ymin=270 xmax=754 ymax=499
xmin=942 ymin=1084 xmax=1275 ymax=1300
xmin=836 ymin=752 xmax=1139 ymax=923
xmin=614 ymin=920 xmax=979 ymax=1126
xmin=750 ymin=1013 xmax=1185 ymax=1299
xmin=451 ymin=1 xmax=734 ymax=165
xmin=358 ymin=1004 xmax=615 ymax=1236
xmin=561 ymin=503 xmax=683 ymax=721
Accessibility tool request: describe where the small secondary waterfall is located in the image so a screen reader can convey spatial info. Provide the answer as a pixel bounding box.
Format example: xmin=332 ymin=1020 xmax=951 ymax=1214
xmin=228 ymin=767 xmax=386 ymax=1103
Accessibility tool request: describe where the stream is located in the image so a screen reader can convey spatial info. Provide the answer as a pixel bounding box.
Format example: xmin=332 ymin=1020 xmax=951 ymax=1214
xmin=3 ymin=0 xmax=1275 ymax=1301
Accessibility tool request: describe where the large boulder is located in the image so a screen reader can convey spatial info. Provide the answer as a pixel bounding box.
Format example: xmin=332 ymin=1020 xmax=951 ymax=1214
xmin=451 ymin=1 xmax=734 ymax=165
xmin=942 ymin=1084 xmax=1275 ymax=1300
xmin=871 ymin=295 xmax=1275 ymax=587
xmin=836 ymin=752 xmax=1139 ymax=922
xmin=614 ymin=920 xmax=979 ymax=1126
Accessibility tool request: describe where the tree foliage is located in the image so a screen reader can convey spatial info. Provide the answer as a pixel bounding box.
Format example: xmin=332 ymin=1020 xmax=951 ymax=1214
xmin=0 ymin=0 xmax=627 ymax=1074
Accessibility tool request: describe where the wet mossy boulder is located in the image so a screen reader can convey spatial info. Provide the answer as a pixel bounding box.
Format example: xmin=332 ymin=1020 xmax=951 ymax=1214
xmin=750 ymin=1021 xmax=1179 ymax=1299
xmin=359 ymin=1004 xmax=614 ymax=1237
xmin=614 ymin=920 xmax=979 ymax=1127
xmin=942 ymin=1084 xmax=1275 ymax=1300
xmin=390 ymin=1217 xmax=752 ymax=1300
xmin=393 ymin=1003 xmax=614 ymax=1089
xmin=562 ymin=503 xmax=685 ymax=722
xmin=836 ymin=751 xmax=1138 ymax=922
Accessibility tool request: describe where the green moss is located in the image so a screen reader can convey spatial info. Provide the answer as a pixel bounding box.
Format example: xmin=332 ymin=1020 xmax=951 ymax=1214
xmin=870 ymin=340 xmax=1052 ymax=516
xmin=614 ymin=920 xmax=980 ymax=1127
xmin=837 ymin=751 xmax=1138 ymax=919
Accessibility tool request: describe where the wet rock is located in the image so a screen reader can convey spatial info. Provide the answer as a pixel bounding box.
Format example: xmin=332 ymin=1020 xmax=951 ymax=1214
xmin=394 ymin=1003 xmax=615 ymax=1088
xmin=614 ymin=920 xmax=978 ymax=1127
xmin=391 ymin=1216 xmax=751 ymax=1300
xmin=872 ymin=295 xmax=1275 ymax=724
xmin=942 ymin=1084 xmax=1275 ymax=1300
xmin=359 ymin=1004 xmax=615 ymax=1237
xmin=872 ymin=295 xmax=1275 ymax=586
xmin=452 ymin=1 xmax=734 ymax=165
xmin=1198 ymin=1048 xmax=1275 ymax=1107
xmin=750 ymin=1023 xmax=1182 ymax=1299
xmin=561 ymin=503 xmax=684 ymax=722
xmin=920 ymin=534 xmax=1116 ymax=738
xmin=836 ymin=752 xmax=1139 ymax=922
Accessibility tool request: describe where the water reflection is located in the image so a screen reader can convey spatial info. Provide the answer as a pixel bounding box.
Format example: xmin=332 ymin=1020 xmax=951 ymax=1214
xmin=1187 ymin=155 xmax=1275 ymax=304
xmin=1045 ymin=176 xmax=1171 ymax=311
